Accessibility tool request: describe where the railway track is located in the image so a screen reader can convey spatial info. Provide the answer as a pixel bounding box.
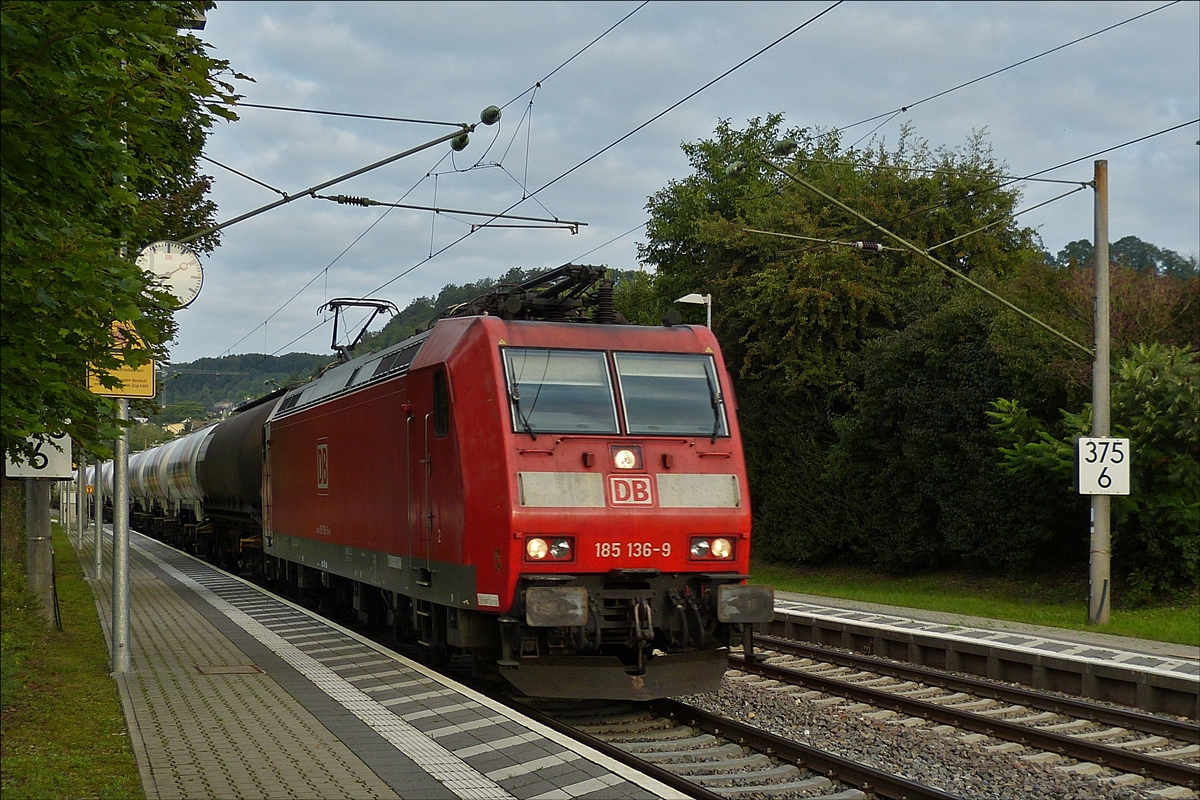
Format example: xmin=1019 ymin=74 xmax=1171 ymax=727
xmin=730 ymin=635 xmax=1200 ymax=789
xmin=510 ymin=696 xmax=966 ymax=800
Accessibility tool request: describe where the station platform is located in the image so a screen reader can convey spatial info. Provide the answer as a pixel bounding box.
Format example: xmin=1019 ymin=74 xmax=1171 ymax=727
xmin=770 ymin=590 xmax=1199 ymax=718
xmin=773 ymin=589 xmax=1199 ymax=670
xmin=80 ymin=528 xmax=684 ymax=800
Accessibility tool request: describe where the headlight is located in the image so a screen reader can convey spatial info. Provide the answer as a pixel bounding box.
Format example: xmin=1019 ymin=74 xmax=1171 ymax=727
xmin=525 ymin=536 xmax=575 ymax=561
xmin=689 ymin=536 xmax=735 ymax=560
xmin=610 ymin=445 xmax=643 ymax=470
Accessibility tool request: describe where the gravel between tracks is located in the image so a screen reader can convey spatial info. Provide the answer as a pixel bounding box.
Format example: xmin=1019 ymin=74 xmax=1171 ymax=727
xmin=681 ymin=676 xmax=1174 ymax=800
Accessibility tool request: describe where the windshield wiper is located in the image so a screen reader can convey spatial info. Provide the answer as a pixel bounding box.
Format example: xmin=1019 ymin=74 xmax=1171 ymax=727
xmin=510 ymin=382 xmax=537 ymax=440
xmin=704 ymin=368 xmax=723 ymax=443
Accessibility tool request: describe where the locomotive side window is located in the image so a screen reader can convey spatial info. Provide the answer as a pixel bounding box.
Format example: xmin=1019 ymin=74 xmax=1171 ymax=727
xmin=614 ymin=352 xmax=729 ymax=437
xmin=433 ymin=370 xmax=450 ymax=437
xmin=503 ymin=348 xmax=618 ymax=434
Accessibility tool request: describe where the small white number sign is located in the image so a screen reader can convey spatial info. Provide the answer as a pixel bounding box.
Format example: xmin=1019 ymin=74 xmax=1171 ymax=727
xmin=1076 ymin=437 xmax=1130 ymax=496
xmin=5 ymin=434 xmax=73 ymax=479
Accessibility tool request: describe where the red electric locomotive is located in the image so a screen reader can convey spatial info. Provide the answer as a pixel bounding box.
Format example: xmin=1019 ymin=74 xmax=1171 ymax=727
xmin=123 ymin=266 xmax=773 ymax=700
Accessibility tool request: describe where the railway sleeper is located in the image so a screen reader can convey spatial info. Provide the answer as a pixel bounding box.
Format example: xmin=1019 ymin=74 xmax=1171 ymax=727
xmin=687 ymin=764 xmax=801 ymax=786
xmin=594 ymin=724 xmax=698 ymax=743
xmin=658 ymin=754 xmax=772 ymax=775
xmin=575 ymin=717 xmax=674 ymax=735
xmin=613 ymin=734 xmax=722 ymax=753
xmin=633 ymin=743 xmax=746 ymax=762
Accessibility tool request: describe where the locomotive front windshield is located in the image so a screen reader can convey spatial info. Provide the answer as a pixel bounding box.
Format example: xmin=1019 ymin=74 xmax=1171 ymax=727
xmin=614 ymin=352 xmax=728 ymax=436
xmin=504 ymin=348 xmax=619 ymax=434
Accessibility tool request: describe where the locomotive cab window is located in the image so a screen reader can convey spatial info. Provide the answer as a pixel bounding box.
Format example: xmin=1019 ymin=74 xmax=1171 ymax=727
xmin=433 ymin=370 xmax=450 ymax=437
xmin=503 ymin=348 xmax=618 ymax=434
xmin=614 ymin=352 xmax=729 ymax=437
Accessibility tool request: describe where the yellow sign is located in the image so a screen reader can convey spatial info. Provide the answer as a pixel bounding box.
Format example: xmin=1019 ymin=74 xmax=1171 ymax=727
xmin=86 ymin=485 xmax=94 ymax=494
xmin=88 ymin=322 xmax=156 ymax=398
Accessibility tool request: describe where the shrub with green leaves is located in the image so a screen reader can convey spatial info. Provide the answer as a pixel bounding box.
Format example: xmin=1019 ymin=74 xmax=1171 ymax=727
xmin=990 ymin=344 xmax=1200 ymax=597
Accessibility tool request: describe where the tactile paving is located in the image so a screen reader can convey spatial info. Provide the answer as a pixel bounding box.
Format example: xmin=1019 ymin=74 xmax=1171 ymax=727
xmin=81 ymin=529 xmax=679 ymax=800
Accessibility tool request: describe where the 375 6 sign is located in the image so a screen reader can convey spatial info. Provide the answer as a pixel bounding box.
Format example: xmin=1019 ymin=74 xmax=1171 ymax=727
xmin=1076 ymin=437 xmax=1131 ymax=496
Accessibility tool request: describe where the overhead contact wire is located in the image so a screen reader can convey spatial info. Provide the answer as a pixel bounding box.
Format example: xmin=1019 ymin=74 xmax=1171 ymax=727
xmin=366 ymin=1 xmax=845 ymax=297
xmin=500 ymin=1 xmax=650 ymax=110
xmin=214 ymin=3 xmax=653 ymax=358
xmin=839 ymin=0 xmax=1182 ymax=132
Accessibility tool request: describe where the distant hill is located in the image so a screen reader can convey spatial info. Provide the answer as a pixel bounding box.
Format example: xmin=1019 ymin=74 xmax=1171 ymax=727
xmin=158 ymin=352 xmax=333 ymax=409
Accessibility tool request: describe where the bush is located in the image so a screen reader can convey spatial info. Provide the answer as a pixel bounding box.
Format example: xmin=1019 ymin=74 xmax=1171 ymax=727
xmin=990 ymin=344 xmax=1200 ymax=597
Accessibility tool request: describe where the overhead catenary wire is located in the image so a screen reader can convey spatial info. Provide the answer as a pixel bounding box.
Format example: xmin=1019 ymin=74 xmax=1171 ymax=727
xmin=500 ymin=1 xmax=649 ymax=110
xmin=211 ymin=4 xmax=651 ymax=363
xmin=743 ymin=183 xmax=1090 ymax=255
xmin=317 ymin=193 xmax=588 ymax=233
xmin=755 ymin=156 xmax=1094 ymax=357
xmin=219 ymin=150 xmax=453 ymax=357
xmin=839 ymin=1 xmax=1182 ymax=132
xmin=364 ymin=1 xmax=846 ymax=298
xmin=218 ymin=101 xmax=465 ymax=128
xmin=200 ymin=155 xmax=288 ymax=198
xmin=813 ymin=119 xmax=1199 ymax=257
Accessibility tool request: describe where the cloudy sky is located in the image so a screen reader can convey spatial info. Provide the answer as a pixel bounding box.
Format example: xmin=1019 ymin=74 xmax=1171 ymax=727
xmin=172 ymin=1 xmax=1199 ymax=364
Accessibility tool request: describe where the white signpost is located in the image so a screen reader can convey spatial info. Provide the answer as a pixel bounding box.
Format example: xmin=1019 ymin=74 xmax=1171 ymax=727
xmin=5 ymin=434 xmax=72 ymax=479
xmin=1076 ymin=437 xmax=1131 ymax=496
xmin=5 ymin=434 xmax=72 ymax=625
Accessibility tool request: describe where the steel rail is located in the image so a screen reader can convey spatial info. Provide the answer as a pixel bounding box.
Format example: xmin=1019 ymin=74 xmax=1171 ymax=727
xmin=729 ymin=653 xmax=1199 ymax=787
xmin=497 ymin=697 xmax=726 ymax=800
xmin=751 ymin=634 xmax=1200 ymax=742
xmin=649 ymin=698 xmax=968 ymax=800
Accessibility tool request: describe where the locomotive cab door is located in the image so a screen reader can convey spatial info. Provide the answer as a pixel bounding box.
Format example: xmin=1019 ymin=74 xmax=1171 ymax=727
xmin=407 ymin=367 xmax=454 ymax=587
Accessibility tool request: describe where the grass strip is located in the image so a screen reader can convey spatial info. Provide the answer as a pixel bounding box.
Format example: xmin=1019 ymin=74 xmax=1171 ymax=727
xmin=1 ymin=515 xmax=144 ymax=800
xmin=751 ymin=563 xmax=1199 ymax=647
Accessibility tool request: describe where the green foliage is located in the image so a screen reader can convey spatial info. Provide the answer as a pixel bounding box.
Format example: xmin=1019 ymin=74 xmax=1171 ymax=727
xmin=990 ymin=344 xmax=1200 ymax=596
xmin=611 ymin=269 xmax=663 ymax=326
xmin=640 ymin=116 xmax=1081 ymax=576
xmin=1 ymin=516 xmax=145 ymax=798
xmin=825 ymin=297 xmax=1085 ymax=574
xmin=1 ymin=1 xmax=246 ymax=461
xmin=1 ymin=482 xmax=43 ymax=709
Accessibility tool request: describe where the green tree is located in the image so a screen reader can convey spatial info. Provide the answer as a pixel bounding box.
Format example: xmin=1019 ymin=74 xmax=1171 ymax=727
xmin=990 ymin=344 xmax=1200 ymax=597
xmin=1 ymin=1 xmax=244 ymax=461
xmin=640 ymin=116 xmax=1065 ymax=571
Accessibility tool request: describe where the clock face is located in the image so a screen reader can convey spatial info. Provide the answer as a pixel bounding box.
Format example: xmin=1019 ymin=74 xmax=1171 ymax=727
xmin=136 ymin=241 xmax=203 ymax=308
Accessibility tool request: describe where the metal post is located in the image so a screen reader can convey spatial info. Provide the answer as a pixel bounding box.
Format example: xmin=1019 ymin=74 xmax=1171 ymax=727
xmin=76 ymin=463 xmax=85 ymax=551
xmin=705 ymin=295 xmax=712 ymax=330
xmin=1089 ymin=160 xmax=1111 ymax=626
xmin=92 ymin=458 xmax=102 ymax=577
xmin=112 ymin=399 xmax=131 ymax=673
xmin=25 ymin=478 xmax=55 ymax=623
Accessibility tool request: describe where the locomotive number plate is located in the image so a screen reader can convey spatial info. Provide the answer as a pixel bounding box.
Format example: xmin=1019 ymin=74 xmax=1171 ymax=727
xmin=608 ymin=475 xmax=653 ymax=506
xmin=595 ymin=541 xmax=672 ymax=558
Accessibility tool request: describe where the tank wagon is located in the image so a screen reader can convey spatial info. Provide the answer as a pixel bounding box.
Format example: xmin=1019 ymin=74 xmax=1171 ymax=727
xmin=102 ymin=266 xmax=773 ymax=699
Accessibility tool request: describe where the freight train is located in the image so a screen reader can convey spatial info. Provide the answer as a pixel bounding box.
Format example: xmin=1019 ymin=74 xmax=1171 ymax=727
xmin=85 ymin=265 xmax=773 ymax=699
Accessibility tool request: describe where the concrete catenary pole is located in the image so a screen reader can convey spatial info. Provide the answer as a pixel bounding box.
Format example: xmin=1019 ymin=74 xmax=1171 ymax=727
xmin=24 ymin=478 xmax=55 ymax=623
xmin=1089 ymin=160 xmax=1112 ymax=626
xmin=112 ymin=398 xmax=131 ymax=673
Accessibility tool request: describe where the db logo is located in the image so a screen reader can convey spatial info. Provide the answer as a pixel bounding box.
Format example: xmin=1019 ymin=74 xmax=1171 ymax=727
xmin=316 ymin=440 xmax=329 ymax=494
xmin=608 ymin=475 xmax=654 ymax=506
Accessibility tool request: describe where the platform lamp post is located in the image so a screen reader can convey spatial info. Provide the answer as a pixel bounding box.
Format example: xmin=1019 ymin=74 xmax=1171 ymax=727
xmin=675 ymin=293 xmax=712 ymax=329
